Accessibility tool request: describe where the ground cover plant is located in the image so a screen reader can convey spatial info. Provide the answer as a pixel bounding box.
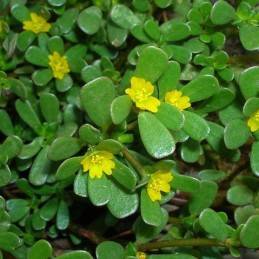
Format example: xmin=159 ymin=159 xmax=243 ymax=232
xmin=0 ymin=0 xmax=259 ymax=258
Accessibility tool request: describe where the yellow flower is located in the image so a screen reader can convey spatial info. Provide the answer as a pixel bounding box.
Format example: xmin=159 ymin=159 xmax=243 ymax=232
xmin=23 ymin=13 xmax=51 ymax=34
xmin=81 ymin=151 xmax=115 ymax=179
xmin=137 ymin=252 xmax=147 ymax=259
xmin=247 ymin=110 xmax=259 ymax=132
xmin=48 ymin=52 xmax=70 ymax=80
xmin=147 ymin=170 xmax=173 ymax=202
xmin=125 ymin=77 xmax=160 ymax=113
xmin=165 ymin=90 xmax=191 ymax=111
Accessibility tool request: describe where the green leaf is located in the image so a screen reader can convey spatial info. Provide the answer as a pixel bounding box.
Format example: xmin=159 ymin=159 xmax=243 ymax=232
xmin=74 ymin=172 xmax=88 ymax=197
xmin=183 ymin=111 xmax=210 ymax=141
xmin=40 ymin=198 xmax=59 ymax=221
xmin=32 ymin=211 xmax=47 ymax=230
xmin=40 ymin=93 xmax=60 ymax=123
xmin=108 ymin=182 xmax=138 ymax=218
xmin=111 ymin=95 xmax=132 ymax=125
xmin=251 ymin=142 xmax=259 ymax=176
xmin=17 ymin=31 xmax=36 ymax=51
xmin=11 ymin=4 xmax=30 ymax=22
xmin=140 ymin=189 xmax=163 ymax=227
xmin=110 ymin=4 xmax=140 ymax=30
xmin=239 ymin=24 xmax=259 ymax=51
xmin=138 ymin=112 xmax=175 ymax=159
xmin=0 ymin=208 xmax=10 ymax=232
xmin=81 ymin=77 xmax=115 ymax=128
xmin=235 ymin=205 xmax=256 ymax=225
xmin=243 ymin=97 xmax=259 ymax=117
xmin=48 ymin=0 xmax=66 ymax=6
xmin=181 ymin=75 xmax=219 ymax=102
xmin=210 ymin=0 xmax=235 ymax=25
xmin=96 ymin=139 xmax=123 ymax=154
xmin=65 ymin=45 xmax=87 ymax=73
xmin=47 ymin=36 xmax=64 ymax=54
xmin=18 ymin=137 xmax=42 ymax=160
xmin=172 ymin=173 xmax=200 ymax=193
xmin=0 ymin=166 xmax=11 ymax=187
xmin=181 ymin=139 xmax=203 ymax=163
xmin=107 ymin=23 xmax=128 ymax=48
xmin=144 ymin=19 xmax=160 ymax=41
xmin=56 ymin=74 xmax=73 ymax=92
xmin=134 ymin=208 xmax=168 ymax=243
xmin=28 ymin=240 xmax=52 ymax=259
xmin=197 ymin=88 xmax=235 ymax=114
xmin=56 ymin=251 xmax=92 ymax=259
xmin=189 ymin=181 xmax=218 ymax=214
xmin=133 ymin=0 xmax=150 ymax=12
xmin=25 ymin=46 xmax=49 ymax=67
xmin=199 ymin=208 xmax=229 ymax=241
xmin=158 ymin=61 xmax=180 ymax=100
xmin=81 ymin=65 xmax=102 ymax=83
xmin=198 ymin=169 xmax=226 ymax=182
xmin=240 ymin=215 xmax=259 ymax=248
xmin=32 ymin=69 xmax=53 ymax=87
xmin=131 ymin=25 xmax=151 ymax=43
xmin=9 ymin=78 xmax=27 ymax=99
xmin=88 ymin=176 xmax=111 ymax=206
xmin=56 ymin=157 xmax=82 ymax=180
xmin=56 ymin=200 xmax=70 ymax=230
xmin=135 ymin=46 xmax=168 ymax=83
xmin=164 ymin=45 xmax=192 ymax=64
xmin=154 ymin=0 xmax=172 ymax=8
xmin=0 ymin=110 xmax=14 ymax=136
xmin=15 ymin=100 xmax=42 ymax=134
xmin=77 ymin=7 xmax=102 ymax=35
xmin=111 ymin=159 xmax=137 ymax=190
xmin=48 ymin=137 xmax=81 ymax=161
xmin=56 ymin=8 xmax=79 ymax=34
xmin=224 ymin=119 xmax=250 ymax=149
xmin=79 ymin=124 xmax=103 ymax=145
xmin=156 ymin=103 xmax=184 ymax=131
xmin=1 ymin=135 xmax=23 ymax=160
xmin=239 ymin=66 xmax=259 ymax=99
xmin=0 ymin=232 xmax=22 ymax=252
xmin=6 ymin=199 xmax=30 ymax=222
xmin=161 ymin=21 xmax=190 ymax=41
xmin=29 ymin=147 xmax=52 ymax=186
xmin=227 ymin=185 xmax=253 ymax=206
xmin=96 ymin=241 xmax=124 ymax=259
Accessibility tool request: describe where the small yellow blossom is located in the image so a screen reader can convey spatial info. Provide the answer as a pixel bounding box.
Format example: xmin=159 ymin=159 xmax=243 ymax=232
xmin=23 ymin=13 xmax=51 ymax=34
xmin=165 ymin=90 xmax=191 ymax=111
xmin=147 ymin=170 xmax=173 ymax=202
xmin=247 ymin=110 xmax=259 ymax=132
xmin=125 ymin=77 xmax=160 ymax=113
xmin=137 ymin=252 xmax=147 ymax=259
xmin=48 ymin=52 xmax=70 ymax=80
xmin=81 ymin=151 xmax=115 ymax=179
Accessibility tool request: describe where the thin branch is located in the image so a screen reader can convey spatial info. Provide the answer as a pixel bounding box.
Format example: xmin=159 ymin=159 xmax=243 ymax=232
xmin=137 ymin=238 xmax=230 ymax=252
xmin=122 ymin=148 xmax=146 ymax=177
xmin=69 ymin=224 xmax=105 ymax=245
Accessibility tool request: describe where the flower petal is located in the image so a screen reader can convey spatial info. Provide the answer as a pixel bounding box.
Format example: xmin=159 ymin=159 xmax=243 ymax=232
xmin=89 ymin=165 xmax=103 ymax=179
xmin=147 ymin=187 xmax=161 ymax=202
xmin=137 ymin=96 xmax=160 ymax=113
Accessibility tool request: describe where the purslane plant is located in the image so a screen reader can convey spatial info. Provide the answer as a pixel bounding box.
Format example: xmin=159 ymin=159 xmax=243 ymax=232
xmin=0 ymin=0 xmax=259 ymax=259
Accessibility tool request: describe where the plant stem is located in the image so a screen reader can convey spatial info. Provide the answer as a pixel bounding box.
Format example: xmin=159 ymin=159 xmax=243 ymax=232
xmin=137 ymin=238 xmax=227 ymax=252
xmin=122 ymin=148 xmax=146 ymax=177
xmin=127 ymin=120 xmax=137 ymax=131
xmin=69 ymin=224 xmax=105 ymax=245
xmin=168 ymin=217 xmax=183 ymax=224
xmin=229 ymin=54 xmax=259 ymax=66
